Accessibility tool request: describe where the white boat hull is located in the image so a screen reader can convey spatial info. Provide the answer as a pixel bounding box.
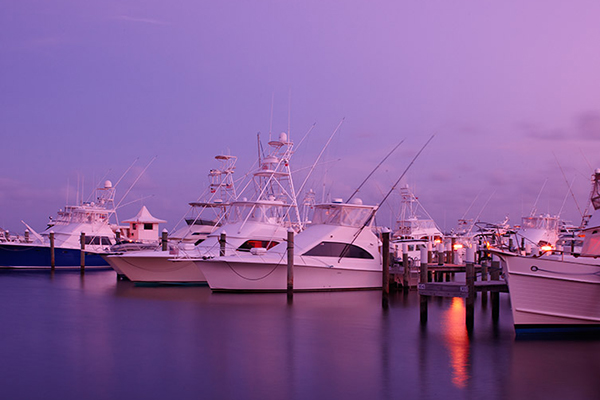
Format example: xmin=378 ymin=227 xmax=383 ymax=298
xmin=104 ymin=252 xmax=206 ymax=283
xmin=198 ymin=256 xmax=382 ymax=291
xmin=498 ymin=253 xmax=600 ymax=334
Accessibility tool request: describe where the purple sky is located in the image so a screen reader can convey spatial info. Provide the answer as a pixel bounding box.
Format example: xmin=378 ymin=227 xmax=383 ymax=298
xmin=2 ymin=1 xmax=600 ymax=234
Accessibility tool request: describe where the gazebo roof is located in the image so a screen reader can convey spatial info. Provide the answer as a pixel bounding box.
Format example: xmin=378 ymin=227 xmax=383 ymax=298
xmin=123 ymin=206 xmax=166 ymax=224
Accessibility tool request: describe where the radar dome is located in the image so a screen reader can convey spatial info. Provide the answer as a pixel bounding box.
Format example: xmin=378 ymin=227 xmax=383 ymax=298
xmin=104 ymin=180 xmax=113 ymax=188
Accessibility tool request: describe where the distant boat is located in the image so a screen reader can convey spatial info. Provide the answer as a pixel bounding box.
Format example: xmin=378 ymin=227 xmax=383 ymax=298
xmin=391 ymin=185 xmax=442 ymax=266
xmin=392 ymin=185 xmax=442 ymax=242
xmin=0 ymin=180 xmax=119 ymax=269
xmin=515 ymin=213 xmax=560 ymax=253
xmin=196 ymin=199 xmax=382 ymax=291
xmin=493 ymin=168 xmax=600 ymax=336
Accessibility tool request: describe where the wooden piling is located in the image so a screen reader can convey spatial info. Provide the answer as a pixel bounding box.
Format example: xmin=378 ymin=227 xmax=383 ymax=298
xmin=419 ymin=261 xmax=429 ymax=324
xmin=480 ymin=259 xmax=488 ymax=306
xmin=382 ymin=230 xmax=390 ymax=308
xmin=287 ymin=229 xmax=294 ymax=299
xmin=219 ymin=231 xmax=226 ymax=257
xmin=49 ymin=231 xmax=55 ymax=270
xmin=491 ymin=260 xmax=501 ymax=322
xmin=402 ymin=242 xmax=409 ymax=290
xmin=161 ymin=229 xmax=168 ymax=251
xmin=80 ymin=232 xmax=85 ymax=272
xmin=465 ymin=262 xmax=475 ymax=332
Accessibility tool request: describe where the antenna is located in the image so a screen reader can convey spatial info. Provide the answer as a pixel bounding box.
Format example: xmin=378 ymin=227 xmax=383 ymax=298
xmin=460 ymin=189 xmax=482 ymax=220
xmin=269 ymin=92 xmax=274 ymax=142
xmin=553 ymin=153 xmax=583 ymax=219
xmin=115 ymin=156 xmax=157 ymax=210
xmin=297 ymin=119 xmax=344 ymax=196
xmin=287 ymin=88 xmax=291 ymax=139
xmin=530 ymin=179 xmax=548 ymax=216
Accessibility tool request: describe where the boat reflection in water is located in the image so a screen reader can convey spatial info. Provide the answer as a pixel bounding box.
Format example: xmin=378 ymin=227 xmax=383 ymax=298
xmin=2 ymin=269 xmax=599 ymax=400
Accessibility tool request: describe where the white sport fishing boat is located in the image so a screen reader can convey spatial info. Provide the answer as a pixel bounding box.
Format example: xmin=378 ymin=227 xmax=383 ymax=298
xmin=104 ymin=154 xmax=238 ymax=282
xmin=0 ymin=180 xmax=119 ymax=269
xmin=493 ymin=169 xmax=600 ymax=336
xmin=196 ymin=199 xmax=382 ymax=291
xmin=391 ymin=185 xmax=443 ymax=265
xmin=105 ymin=132 xmax=302 ymax=283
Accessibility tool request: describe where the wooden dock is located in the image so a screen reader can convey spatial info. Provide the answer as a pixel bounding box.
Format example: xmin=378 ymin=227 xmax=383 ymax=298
xmin=384 ymin=243 xmax=507 ymax=332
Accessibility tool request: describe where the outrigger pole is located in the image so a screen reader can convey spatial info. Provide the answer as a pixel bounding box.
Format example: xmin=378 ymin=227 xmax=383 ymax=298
xmin=338 ymin=134 xmax=435 ymax=262
xmin=347 ymin=139 xmax=405 ymax=203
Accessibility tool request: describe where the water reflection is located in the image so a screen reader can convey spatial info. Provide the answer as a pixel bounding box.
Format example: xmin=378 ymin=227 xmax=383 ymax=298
xmin=442 ymin=297 xmax=470 ymax=389
xmin=1 ymin=270 xmax=598 ymax=400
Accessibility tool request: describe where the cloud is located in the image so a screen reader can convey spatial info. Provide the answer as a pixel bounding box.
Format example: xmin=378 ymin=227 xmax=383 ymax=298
xmin=575 ymin=111 xmax=600 ymax=140
xmin=516 ymin=122 xmax=566 ymax=140
xmin=113 ymin=15 xmax=169 ymax=26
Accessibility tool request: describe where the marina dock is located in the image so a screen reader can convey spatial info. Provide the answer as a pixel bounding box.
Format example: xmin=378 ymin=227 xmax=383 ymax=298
xmin=383 ymin=232 xmax=508 ymax=332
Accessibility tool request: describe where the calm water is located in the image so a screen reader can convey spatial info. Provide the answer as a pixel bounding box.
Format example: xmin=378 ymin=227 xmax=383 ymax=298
xmin=0 ymin=269 xmax=599 ymax=400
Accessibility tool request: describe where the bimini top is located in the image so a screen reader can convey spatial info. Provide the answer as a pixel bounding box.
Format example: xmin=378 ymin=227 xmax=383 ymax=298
xmin=311 ymin=200 xmax=376 ymax=228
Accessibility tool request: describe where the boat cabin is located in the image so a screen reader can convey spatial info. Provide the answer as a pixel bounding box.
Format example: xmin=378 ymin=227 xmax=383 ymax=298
xmin=122 ymin=206 xmax=167 ymax=243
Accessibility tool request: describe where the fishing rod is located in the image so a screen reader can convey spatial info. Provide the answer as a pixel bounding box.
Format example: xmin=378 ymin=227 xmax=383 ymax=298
xmin=338 ymin=134 xmax=435 ymax=262
xmin=346 ymin=138 xmax=405 ymax=202
xmin=375 ymin=134 xmax=435 ymax=212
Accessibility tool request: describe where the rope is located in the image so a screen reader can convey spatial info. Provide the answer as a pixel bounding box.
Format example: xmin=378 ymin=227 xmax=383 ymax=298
xmin=223 ymin=251 xmax=286 ymax=281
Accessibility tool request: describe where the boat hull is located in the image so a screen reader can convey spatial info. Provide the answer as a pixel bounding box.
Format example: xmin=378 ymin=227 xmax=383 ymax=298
xmin=104 ymin=252 xmax=206 ymax=283
xmin=198 ymin=257 xmax=382 ymax=292
xmin=499 ymin=253 xmax=600 ymax=335
xmin=0 ymin=243 xmax=109 ymax=269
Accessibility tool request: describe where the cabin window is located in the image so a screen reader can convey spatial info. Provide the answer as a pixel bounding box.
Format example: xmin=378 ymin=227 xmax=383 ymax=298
xmin=303 ymin=241 xmax=373 ymax=259
xmin=237 ymin=240 xmax=279 ymax=251
xmin=144 ymin=223 xmax=153 ymax=230
xmin=84 ymin=236 xmax=112 ymax=245
xmin=408 ymin=245 xmax=415 ymax=252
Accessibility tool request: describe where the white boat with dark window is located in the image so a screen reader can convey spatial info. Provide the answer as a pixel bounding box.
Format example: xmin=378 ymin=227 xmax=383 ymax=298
xmin=493 ymin=169 xmax=600 ymax=336
xmin=196 ymin=199 xmax=382 ymax=292
xmin=0 ymin=180 xmax=119 ymax=269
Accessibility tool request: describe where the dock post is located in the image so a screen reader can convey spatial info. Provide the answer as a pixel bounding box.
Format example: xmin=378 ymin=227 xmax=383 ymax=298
xmin=419 ymin=262 xmax=429 ymax=325
xmin=491 ymin=260 xmax=501 ymax=323
xmin=437 ymin=242 xmax=444 ymax=266
xmin=382 ymin=229 xmax=390 ymax=308
xmin=287 ymin=229 xmax=294 ymax=299
xmin=427 ymin=241 xmax=433 ymax=264
xmin=402 ymin=242 xmax=409 ymax=290
xmin=481 ymin=259 xmax=488 ymax=306
xmin=161 ymin=229 xmax=168 ymax=251
xmin=219 ymin=231 xmax=226 ymax=257
xmin=49 ymin=231 xmax=55 ymax=270
xmin=80 ymin=232 xmax=86 ymax=273
xmin=419 ymin=245 xmax=429 ymax=324
xmin=465 ymin=262 xmax=475 ymax=332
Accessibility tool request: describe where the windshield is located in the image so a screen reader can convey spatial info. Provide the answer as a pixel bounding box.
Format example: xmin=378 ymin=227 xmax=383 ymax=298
xmin=227 ymin=202 xmax=287 ymax=225
xmin=311 ymin=205 xmax=374 ymax=227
